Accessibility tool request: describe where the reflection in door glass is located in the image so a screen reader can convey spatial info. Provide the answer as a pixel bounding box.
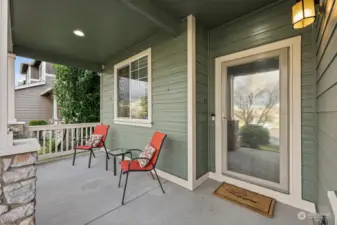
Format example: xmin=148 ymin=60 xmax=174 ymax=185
xmin=226 ymin=57 xmax=280 ymax=183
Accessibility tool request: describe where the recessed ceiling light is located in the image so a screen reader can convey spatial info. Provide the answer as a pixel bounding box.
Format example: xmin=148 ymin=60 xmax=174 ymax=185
xmin=73 ymin=29 xmax=85 ymax=37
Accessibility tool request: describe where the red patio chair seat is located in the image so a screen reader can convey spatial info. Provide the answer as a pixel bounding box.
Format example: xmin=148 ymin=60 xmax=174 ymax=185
xmin=72 ymin=124 xmax=110 ymax=169
xmin=75 ymin=145 xmax=92 ymax=150
xmin=120 ymin=160 xmax=153 ymax=172
xmin=118 ymin=131 xmax=167 ymax=205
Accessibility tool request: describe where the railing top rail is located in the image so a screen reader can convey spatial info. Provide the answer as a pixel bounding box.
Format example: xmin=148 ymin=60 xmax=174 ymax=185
xmin=25 ymin=122 xmax=100 ymax=131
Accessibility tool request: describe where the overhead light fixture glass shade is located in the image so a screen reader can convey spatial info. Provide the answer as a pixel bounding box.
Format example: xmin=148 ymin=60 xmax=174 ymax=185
xmin=292 ymin=0 xmax=316 ymax=29
xmin=73 ymin=29 xmax=85 ymax=37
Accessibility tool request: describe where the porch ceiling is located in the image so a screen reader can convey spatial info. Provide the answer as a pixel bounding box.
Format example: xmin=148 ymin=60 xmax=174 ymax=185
xmin=152 ymin=0 xmax=283 ymax=29
xmin=10 ymin=0 xmax=160 ymax=71
xmin=9 ymin=0 xmax=282 ymax=71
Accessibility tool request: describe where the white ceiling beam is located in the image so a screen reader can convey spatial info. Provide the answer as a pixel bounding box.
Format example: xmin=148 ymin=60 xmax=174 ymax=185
xmin=120 ymin=0 xmax=180 ymax=36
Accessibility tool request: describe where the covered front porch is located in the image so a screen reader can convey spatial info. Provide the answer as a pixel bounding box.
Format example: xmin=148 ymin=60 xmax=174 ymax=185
xmin=37 ymin=152 xmax=307 ymax=225
xmin=1 ymin=0 xmax=333 ymax=224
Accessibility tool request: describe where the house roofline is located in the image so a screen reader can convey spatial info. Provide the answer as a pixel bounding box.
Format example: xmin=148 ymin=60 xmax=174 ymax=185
xmin=40 ymin=86 xmax=53 ymax=96
xmin=20 ymin=60 xmax=42 ymax=74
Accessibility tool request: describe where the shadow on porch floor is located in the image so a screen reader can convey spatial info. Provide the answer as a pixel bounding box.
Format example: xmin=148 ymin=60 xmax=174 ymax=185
xmin=36 ymin=152 xmax=311 ymax=225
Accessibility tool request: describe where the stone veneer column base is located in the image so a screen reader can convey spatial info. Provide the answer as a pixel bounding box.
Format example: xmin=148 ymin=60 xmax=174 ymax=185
xmin=0 ymin=152 xmax=37 ymax=225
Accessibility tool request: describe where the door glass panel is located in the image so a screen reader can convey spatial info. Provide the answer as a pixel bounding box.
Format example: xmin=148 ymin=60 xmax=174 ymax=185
xmin=225 ymin=56 xmax=281 ymax=184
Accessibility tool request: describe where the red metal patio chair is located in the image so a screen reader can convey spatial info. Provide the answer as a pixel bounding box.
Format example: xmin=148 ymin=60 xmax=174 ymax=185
xmin=72 ymin=124 xmax=110 ymax=168
xmin=118 ymin=131 xmax=167 ymax=205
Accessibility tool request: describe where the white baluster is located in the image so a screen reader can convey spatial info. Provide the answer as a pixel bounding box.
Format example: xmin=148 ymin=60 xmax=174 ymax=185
xmin=81 ymin=127 xmax=84 ymax=146
xmin=36 ymin=131 xmax=40 ymax=145
xmin=72 ymin=128 xmax=75 ymax=150
xmin=49 ymin=130 xmax=52 ymax=154
xmin=61 ymin=129 xmax=64 ymax=152
xmin=77 ymin=128 xmax=79 ymax=147
xmin=55 ymin=129 xmax=58 ymax=153
xmin=43 ymin=130 xmax=46 ymax=155
xmin=66 ymin=128 xmax=69 ymax=151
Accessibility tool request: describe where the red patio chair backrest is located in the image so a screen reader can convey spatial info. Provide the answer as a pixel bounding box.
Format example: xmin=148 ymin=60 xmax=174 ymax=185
xmin=149 ymin=131 xmax=167 ymax=167
xmin=93 ymin=124 xmax=110 ymax=148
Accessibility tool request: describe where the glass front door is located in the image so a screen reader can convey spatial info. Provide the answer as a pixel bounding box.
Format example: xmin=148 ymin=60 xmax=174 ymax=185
xmin=221 ymin=48 xmax=289 ymax=192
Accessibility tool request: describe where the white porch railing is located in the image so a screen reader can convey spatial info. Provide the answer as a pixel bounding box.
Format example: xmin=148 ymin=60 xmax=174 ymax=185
xmin=25 ymin=123 xmax=99 ymax=160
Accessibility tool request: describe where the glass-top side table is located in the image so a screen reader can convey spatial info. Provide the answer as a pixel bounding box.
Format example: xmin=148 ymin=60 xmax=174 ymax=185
xmin=106 ymin=148 xmax=132 ymax=176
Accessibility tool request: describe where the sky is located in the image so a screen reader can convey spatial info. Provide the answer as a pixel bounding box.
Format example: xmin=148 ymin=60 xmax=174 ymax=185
xmin=15 ymin=56 xmax=33 ymax=85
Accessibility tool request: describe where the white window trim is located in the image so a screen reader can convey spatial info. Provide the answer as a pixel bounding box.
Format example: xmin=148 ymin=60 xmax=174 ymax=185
xmin=113 ymin=48 xmax=152 ymax=128
xmin=212 ymin=36 xmax=316 ymax=213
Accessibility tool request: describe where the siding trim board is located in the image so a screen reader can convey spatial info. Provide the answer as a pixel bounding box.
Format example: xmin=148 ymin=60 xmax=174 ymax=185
xmin=187 ymin=15 xmax=197 ymax=190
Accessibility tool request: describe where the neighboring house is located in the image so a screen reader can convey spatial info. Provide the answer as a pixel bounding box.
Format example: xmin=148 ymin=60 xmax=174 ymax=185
xmin=4 ymin=0 xmax=337 ymax=224
xmin=15 ymin=61 xmax=59 ymax=124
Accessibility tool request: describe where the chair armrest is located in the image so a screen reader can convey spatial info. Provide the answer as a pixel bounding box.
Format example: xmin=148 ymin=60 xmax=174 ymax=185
xmin=128 ymin=157 xmax=153 ymax=170
xmin=73 ymin=137 xmax=91 ymax=146
xmin=126 ymin=149 xmax=143 ymax=158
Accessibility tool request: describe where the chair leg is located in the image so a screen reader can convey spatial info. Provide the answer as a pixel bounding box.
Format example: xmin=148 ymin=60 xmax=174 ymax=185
xmin=121 ymin=172 xmax=129 ymax=205
xmin=118 ymin=169 xmax=123 ymax=188
xmin=106 ymin=153 xmax=109 ymax=171
xmin=92 ymin=151 xmax=96 ymax=158
xmin=154 ymin=169 xmax=165 ymax=194
xmin=105 ymin=147 xmax=110 ymax=160
xmin=88 ymin=151 xmax=92 ymax=168
xmin=72 ymin=149 xmax=77 ymax=166
xmin=150 ymin=171 xmax=155 ymax=180
xmin=113 ymin=156 xmax=117 ymax=176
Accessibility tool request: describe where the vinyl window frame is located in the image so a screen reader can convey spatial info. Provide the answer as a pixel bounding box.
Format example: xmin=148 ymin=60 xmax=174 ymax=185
xmin=113 ymin=48 xmax=152 ymax=128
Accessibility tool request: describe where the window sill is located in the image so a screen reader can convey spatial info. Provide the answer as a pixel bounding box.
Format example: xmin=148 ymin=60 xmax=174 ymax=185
xmin=114 ymin=120 xmax=152 ymax=128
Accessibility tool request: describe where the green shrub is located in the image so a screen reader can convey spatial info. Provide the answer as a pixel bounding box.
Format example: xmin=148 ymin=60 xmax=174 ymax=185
xmin=39 ymin=138 xmax=56 ymax=155
xmin=240 ymin=124 xmax=270 ymax=149
xmin=29 ymin=120 xmax=48 ymax=126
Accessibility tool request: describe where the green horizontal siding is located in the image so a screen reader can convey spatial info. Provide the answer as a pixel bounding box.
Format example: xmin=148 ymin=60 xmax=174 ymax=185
xmin=208 ymin=0 xmax=318 ymax=202
xmin=315 ymin=0 xmax=337 ymax=222
xmin=101 ymin=23 xmax=188 ymax=180
xmin=196 ymin=26 xmax=209 ymax=179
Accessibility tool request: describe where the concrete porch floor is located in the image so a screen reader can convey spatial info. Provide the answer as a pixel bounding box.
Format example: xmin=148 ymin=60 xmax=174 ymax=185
xmin=36 ymin=152 xmax=311 ymax=225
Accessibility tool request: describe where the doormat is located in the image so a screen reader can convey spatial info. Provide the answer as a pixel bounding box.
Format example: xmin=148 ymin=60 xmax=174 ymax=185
xmin=213 ymin=183 xmax=276 ymax=218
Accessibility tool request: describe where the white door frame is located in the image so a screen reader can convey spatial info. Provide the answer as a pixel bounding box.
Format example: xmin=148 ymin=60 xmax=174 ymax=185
xmin=211 ymin=36 xmax=316 ymax=213
xmin=221 ymin=48 xmax=289 ymax=193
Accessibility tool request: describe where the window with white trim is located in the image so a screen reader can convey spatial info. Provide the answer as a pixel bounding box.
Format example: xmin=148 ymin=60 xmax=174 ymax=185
xmin=114 ymin=49 xmax=152 ymax=127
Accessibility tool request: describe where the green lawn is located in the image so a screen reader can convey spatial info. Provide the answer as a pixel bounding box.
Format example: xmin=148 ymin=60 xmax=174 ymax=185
xmin=259 ymin=144 xmax=279 ymax=152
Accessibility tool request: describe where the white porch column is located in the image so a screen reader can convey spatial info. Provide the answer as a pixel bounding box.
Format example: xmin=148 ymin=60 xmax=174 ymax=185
xmin=7 ymin=53 xmax=16 ymax=123
xmin=0 ymin=0 xmax=9 ymax=148
xmin=53 ymin=94 xmax=58 ymax=123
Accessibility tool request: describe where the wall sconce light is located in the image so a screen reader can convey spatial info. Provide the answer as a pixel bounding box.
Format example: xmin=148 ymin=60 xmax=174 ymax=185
xmin=292 ymin=0 xmax=325 ymax=29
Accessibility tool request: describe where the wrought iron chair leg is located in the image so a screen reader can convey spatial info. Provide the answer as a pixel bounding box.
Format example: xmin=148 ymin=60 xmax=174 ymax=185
xmin=106 ymin=153 xmax=109 ymax=171
xmin=113 ymin=156 xmax=117 ymax=176
xmin=92 ymin=151 xmax=96 ymax=158
xmin=121 ymin=172 xmax=129 ymax=205
xmin=150 ymin=171 xmax=155 ymax=179
xmin=118 ymin=169 xmax=123 ymax=188
xmin=154 ymin=169 xmax=165 ymax=194
xmin=88 ymin=151 xmax=92 ymax=168
xmin=72 ymin=149 xmax=77 ymax=166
